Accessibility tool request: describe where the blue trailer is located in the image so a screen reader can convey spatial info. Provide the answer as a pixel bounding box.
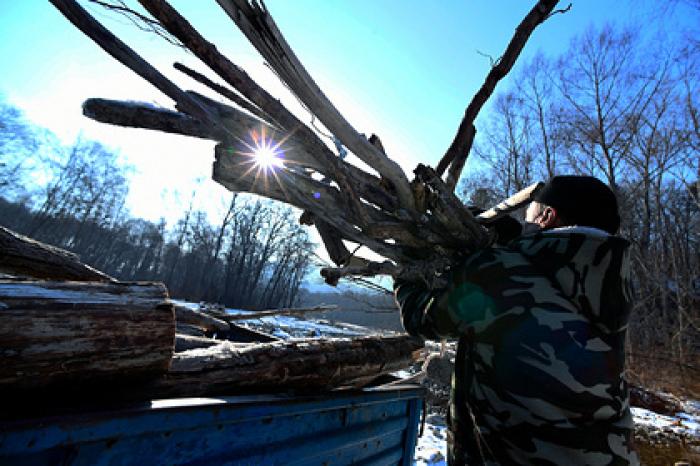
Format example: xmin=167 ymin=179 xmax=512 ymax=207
xmin=0 ymin=385 xmax=424 ymax=465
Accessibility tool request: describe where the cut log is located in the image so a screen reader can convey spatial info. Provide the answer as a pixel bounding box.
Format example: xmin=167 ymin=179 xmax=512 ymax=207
xmin=176 ymin=319 xmax=280 ymax=343
xmin=0 ymin=280 xmax=174 ymax=389
xmin=175 ymin=333 xmax=221 ymax=351
xmin=175 ymin=322 xmax=207 ymax=337
xmin=0 ymin=226 xmax=115 ymax=282
xmin=476 ymin=182 xmax=544 ymax=223
xmin=218 ymin=324 xmax=281 ymax=343
xmin=156 ymin=334 xmax=424 ymax=397
xmin=2 ymin=328 xmax=419 ymax=408
xmin=629 ymin=384 xmax=683 ymax=416
xmin=223 ymin=304 xmax=337 ymax=321
xmin=173 ymin=303 xmax=229 ymax=332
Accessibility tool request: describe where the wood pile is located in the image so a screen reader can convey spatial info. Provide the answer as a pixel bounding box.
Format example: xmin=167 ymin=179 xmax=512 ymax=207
xmin=48 ymin=0 xmax=562 ymax=289
xmin=0 ymin=228 xmax=423 ymax=410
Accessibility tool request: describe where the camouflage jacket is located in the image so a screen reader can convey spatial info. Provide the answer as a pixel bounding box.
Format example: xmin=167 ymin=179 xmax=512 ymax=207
xmin=395 ymin=227 xmax=639 ymax=465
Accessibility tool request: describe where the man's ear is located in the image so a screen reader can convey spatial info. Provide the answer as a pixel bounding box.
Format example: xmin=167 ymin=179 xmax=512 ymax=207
xmin=538 ymin=206 xmax=560 ymax=229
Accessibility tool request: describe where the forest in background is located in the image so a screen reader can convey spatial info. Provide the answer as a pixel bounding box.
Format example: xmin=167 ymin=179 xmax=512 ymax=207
xmin=0 ymin=106 xmax=314 ymax=310
xmin=461 ymin=23 xmax=698 ymax=394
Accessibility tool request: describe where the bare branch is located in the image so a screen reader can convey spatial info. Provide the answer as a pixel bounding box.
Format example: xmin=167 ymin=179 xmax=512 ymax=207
xmin=83 ymin=98 xmax=223 ymax=140
xmin=300 ymin=211 xmax=352 ymax=267
xmin=87 ymin=0 xmax=183 ymax=47
xmin=53 ymin=0 xmax=545 ymax=286
xmin=445 ymin=124 xmax=476 ymax=191
xmin=50 ymin=0 xmax=217 ymax=125
xmin=215 ymin=0 xmax=416 ymax=211
xmin=321 ymin=261 xmax=398 ymax=286
xmin=436 ymin=0 xmax=561 ymax=179
xmin=414 ymin=164 xmax=491 ymax=248
xmin=476 ymin=182 xmax=544 ymax=223
xmin=172 ymin=62 xmax=274 ymax=125
xmin=545 ymin=3 xmax=572 ymax=20
xmin=321 ymin=254 xmax=454 ymax=289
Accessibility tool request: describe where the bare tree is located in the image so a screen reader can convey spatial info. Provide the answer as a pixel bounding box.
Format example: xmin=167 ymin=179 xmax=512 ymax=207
xmin=475 ymin=91 xmax=536 ymax=196
xmin=27 ymin=138 xmax=129 ymax=244
xmin=196 ymin=195 xmax=237 ymax=302
xmin=517 ymin=52 xmax=562 ymax=179
xmin=0 ymin=100 xmax=39 ymax=196
xmin=554 ymin=25 xmax=669 ymax=191
xmin=163 ymin=188 xmax=196 ymax=286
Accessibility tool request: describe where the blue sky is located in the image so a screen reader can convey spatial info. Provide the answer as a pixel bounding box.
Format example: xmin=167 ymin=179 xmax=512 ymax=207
xmin=0 ymin=1 xmax=695 ymax=225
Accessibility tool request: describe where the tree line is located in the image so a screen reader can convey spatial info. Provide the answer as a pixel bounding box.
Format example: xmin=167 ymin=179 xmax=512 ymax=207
xmin=463 ymin=22 xmax=699 ymax=392
xmin=0 ymin=99 xmax=313 ymax=310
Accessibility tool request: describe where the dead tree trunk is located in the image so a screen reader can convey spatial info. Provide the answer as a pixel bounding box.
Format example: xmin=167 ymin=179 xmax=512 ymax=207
xmin=0 ymin=280 xmax=174 ymax=389
xmin=158 ymin=334 xmax=423 ymax=397
xmin=50 ymin=0 xmax=563 ymax=286
xmin=0 ymin=226 xmax=115 ymax=282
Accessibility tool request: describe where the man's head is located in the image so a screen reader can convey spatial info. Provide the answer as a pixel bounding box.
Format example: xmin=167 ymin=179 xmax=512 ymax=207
xmin=523 ymin=175 xmax=620 ymax=234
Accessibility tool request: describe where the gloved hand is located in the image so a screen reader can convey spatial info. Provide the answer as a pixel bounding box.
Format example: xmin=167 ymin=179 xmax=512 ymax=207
xmin=468 ymin=207 xmax=522 ymax=246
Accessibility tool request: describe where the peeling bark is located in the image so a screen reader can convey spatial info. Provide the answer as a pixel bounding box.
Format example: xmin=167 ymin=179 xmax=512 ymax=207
xmin=0 ymin=279 xmax=174 ymax=389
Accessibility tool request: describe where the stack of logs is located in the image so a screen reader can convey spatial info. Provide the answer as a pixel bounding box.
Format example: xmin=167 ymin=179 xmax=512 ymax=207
xmin=0 ymin=226 xmax=422 ymax=406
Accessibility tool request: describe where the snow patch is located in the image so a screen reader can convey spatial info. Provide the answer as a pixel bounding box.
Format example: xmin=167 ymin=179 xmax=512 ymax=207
xmin=631 ymin=407 xmax=700 ymax=437
xmin=234 ymin=313 xmax=372 ymax=339
xmin=171 ymin=299 xmax=377 ymax=339
xmin=413 ymin=415 xmax=448 ymax=466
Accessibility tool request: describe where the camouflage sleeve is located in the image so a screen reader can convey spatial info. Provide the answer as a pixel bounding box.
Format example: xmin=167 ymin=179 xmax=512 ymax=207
xmin=393 ymin=278 xmax=447 ymax=340
xmin=394 ymin=248 xmax=511 ymax=340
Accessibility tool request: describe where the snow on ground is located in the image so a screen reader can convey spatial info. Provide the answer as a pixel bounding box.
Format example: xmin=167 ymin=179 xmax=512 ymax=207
xmin=632 ymin=399 xmax=700 ymax=438
xmin=250 ymin=314 xmax=374 ymax=339
xmin=171 ymin=299 xmax=376 ymax=339
xmin=414 ymin=415 xmax=448 ymax=466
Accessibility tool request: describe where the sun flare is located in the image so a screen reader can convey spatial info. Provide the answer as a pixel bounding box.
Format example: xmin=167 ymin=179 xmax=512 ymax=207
xmin=253 ymin=145 xmax=285 ymax=170
xmin=226 ymin=125 xmax=298 ymax=197
xmin=240 ymin=126 xmax=285 ymax=172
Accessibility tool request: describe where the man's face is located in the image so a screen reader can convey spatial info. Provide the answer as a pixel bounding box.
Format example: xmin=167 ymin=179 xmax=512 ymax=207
xmin=525 ymin=202 xmax=545 ymax=223
xmin=522 ymin=202 xmax=546 ymax=235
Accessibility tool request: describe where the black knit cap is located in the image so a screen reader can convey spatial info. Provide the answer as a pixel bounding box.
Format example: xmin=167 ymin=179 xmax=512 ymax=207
xmin=533 ymin=175 xmax=620 ymax=234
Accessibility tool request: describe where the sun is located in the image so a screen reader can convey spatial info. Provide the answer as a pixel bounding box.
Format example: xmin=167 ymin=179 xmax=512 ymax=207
xmin=224 ymin=125 xmax=297 ymax=197
xmin=238 ymin=126 xmax=285 ymax=172
xmin=253 ymin=144 xmax=285 ymax=170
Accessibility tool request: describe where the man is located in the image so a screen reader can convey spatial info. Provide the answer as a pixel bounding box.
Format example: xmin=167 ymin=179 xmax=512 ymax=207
xmin=395 ymin=176 xmax=639 ymax=465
